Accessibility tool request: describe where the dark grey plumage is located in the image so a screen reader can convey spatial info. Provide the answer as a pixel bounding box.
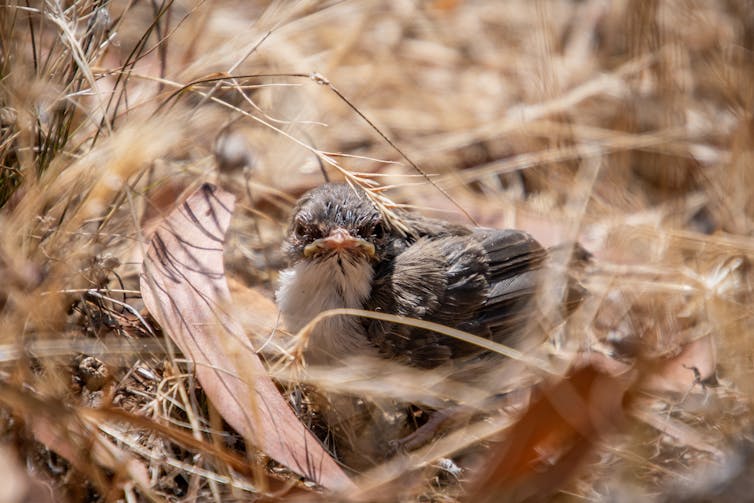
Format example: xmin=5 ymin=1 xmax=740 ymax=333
xmin=366 ymin=228 xmax=549 ymax=367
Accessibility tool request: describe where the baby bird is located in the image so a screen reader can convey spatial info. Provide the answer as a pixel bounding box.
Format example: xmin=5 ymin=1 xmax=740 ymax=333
xmin=276 ymin=182 xmax=585 ymax=468
xmin=277 ymin=182 xmax=580 ymax=367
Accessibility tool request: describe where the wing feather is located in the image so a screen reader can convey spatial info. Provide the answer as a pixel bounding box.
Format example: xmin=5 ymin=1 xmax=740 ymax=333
xmin=365 ymin=228 xmax=584 ymax=368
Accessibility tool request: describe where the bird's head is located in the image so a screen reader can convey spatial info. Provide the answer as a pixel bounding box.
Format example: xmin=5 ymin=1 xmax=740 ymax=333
xmin=284 ymin=183 xmax=392 ymax=263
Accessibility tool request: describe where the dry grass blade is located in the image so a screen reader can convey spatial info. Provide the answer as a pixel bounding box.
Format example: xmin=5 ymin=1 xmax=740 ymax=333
xmin=139 ymin=183 xmax=354 ymax=492
xmin=630 ymin=402 xmax=723 ymax=458
xmin=0 ymin=380 xmax=155 ymax=500
xmin=294 ymin=307 xmax=557 ymax=375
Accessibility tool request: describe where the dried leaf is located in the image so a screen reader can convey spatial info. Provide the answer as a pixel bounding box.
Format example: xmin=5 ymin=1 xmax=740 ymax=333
xmin=467 ymin=358 xmax=632 ymax=502
xmin=139 ymin=183 xmax=354 ymax=491
xmin=227 ymin=276 xmax=279 ymax=341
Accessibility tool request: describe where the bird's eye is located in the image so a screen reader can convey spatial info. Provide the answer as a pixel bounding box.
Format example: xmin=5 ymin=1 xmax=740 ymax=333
xmin=293 ymin=220 xmax=307 ymax=237
xmin=372 ymin=222 xmax=385 ymax=239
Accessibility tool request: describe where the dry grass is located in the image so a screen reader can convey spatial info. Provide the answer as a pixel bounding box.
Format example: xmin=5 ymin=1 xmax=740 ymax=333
xmin=1 ymin=0 xmax=754 ymax=501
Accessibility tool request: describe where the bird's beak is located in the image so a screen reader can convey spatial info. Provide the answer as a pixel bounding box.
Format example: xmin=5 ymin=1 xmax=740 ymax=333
xmin=303 ymin=227 xmax=375 ymax=258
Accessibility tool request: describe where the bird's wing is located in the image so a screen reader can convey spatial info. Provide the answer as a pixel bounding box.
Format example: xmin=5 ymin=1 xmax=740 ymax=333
xmin=365 ymin=236 xmax=489 ymax=367
xmin=469 ymin=229 xmax=547 ymax=339
xmin=365 ymin=230 xmax=579 ymax=367
xmin=367 ymin=233 xmax=548 ymax=366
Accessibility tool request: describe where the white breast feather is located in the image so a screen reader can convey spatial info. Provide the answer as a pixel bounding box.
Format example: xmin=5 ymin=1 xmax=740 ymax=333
xmin=276 ymin=256 xmax=376 ymax=363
